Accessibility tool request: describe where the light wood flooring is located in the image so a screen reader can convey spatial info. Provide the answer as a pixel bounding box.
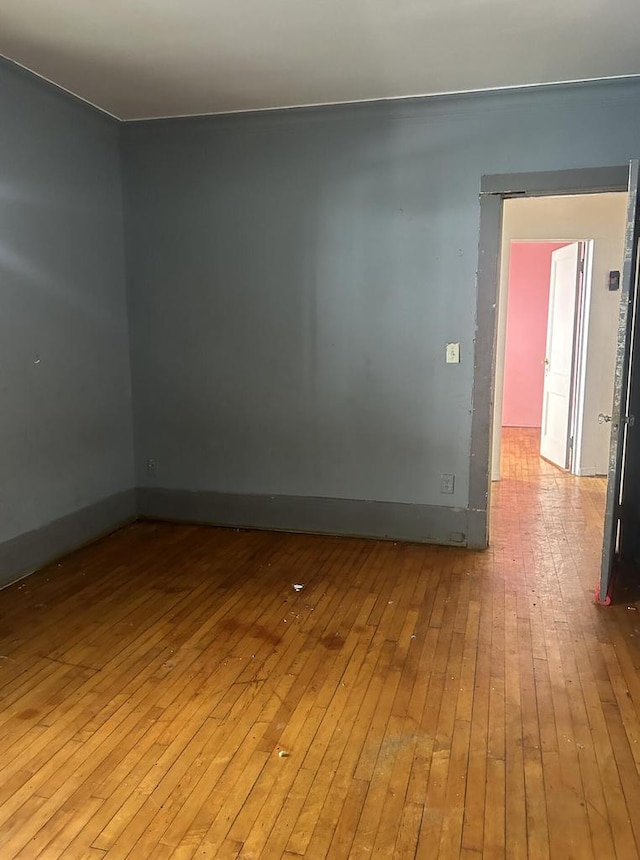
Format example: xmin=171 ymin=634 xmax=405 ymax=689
xmin=1 ymin=427 xmax=640 ymax=858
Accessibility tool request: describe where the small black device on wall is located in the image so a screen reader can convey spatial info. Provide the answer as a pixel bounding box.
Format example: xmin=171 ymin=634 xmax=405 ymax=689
xmin=609 ymin=270 xmax=620 ymax=291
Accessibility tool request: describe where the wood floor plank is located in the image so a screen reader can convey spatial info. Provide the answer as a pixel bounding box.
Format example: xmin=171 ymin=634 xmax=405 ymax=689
xmin=523 ymin=746 xmax=550 ymax=860
xmin=460 ymin=571 xmax=492 ymax=854
xmin=504 ymin=589 xmax=527 ymax=860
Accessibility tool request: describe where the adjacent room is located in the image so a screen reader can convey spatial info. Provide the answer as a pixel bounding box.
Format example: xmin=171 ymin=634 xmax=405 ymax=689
xmin=3 ymin=2 xmax=640 ymax=857
xmin=491 ymin=194 xmax=628 ymax=576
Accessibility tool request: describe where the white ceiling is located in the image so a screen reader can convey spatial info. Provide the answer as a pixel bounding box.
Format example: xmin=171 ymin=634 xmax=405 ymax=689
xmin=1 ymin=0 xmax=640 ymax=121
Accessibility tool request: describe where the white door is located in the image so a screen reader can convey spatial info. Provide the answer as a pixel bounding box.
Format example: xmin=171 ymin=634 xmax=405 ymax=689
xmin=540 ymin=242 xmax=583 ymax=468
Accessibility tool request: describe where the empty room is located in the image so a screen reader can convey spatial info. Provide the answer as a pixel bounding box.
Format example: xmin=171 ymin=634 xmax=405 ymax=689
xmin=3 ymin=1 xmax=640 ymax=858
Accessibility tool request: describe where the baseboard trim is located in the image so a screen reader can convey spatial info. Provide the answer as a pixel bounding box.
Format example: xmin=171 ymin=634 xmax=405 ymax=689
xmin=137 ymin=487 xmax=469 ymax=546
xmin=576 ymin=465 xmax=599 ymax=477
xmin=0 ymin=490 xmax=137 ymax=589
xmin=0 ymin=487 xmax=475 ymax=589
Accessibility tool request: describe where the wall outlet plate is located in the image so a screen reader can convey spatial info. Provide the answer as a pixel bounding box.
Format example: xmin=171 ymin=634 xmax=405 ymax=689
xmin=440 ymin=473 xmax=455 ymax=494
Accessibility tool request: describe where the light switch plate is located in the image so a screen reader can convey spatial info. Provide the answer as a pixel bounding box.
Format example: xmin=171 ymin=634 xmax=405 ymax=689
xmin=446 ymin=342 xmax=460 ymax=364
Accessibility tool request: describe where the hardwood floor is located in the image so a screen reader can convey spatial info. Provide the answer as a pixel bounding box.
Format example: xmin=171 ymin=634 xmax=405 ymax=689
xmin=1 ymin=427 xmax=639 ymax=858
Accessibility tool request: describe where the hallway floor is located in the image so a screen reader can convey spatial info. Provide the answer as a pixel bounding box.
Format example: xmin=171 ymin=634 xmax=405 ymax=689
xmin=0 ymin=428 xmax=639 ymax=858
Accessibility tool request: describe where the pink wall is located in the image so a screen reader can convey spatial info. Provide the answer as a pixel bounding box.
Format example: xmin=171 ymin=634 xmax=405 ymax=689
xmin=502 ymin=242 xmax=570 ymax=427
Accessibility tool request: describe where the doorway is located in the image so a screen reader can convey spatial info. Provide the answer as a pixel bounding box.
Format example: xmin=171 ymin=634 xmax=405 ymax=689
xmin=501 ymin=240 xmax=592 ymax=474
xmin=469 ymin=170 xmax=630 ymax=522
xmin=471 ymin=163 xmax=640 ymax=603
xmin=491 ymin=193 xmax=627 ymax=483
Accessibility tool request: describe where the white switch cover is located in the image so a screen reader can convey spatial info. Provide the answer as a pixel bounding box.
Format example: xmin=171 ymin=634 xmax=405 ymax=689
xmin=446 ymin=342 xmax=460 ymax=364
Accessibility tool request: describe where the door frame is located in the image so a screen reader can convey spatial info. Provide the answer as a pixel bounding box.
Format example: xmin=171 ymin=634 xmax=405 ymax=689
xmin=468 ymin=166 xmax=629 ymax=549
xmin=569 ymin=240 xmax=595 ymax=475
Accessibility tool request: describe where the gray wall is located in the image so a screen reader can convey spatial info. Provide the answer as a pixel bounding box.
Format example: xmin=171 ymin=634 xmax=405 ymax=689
xmin=122 ymin=79 xmax=640 ymax=543
xmin=0 ymin=59 xmax=135 ymax=581
xmin=5 ymin=63 xmax=640 ymax=566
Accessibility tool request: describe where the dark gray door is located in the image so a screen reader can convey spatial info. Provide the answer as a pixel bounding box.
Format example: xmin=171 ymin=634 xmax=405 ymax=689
xmin=598 ymin=160 xmax=640 ymax=603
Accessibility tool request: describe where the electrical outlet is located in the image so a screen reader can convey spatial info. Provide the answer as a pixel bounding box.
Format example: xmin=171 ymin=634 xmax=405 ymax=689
xmin=147 ymin=458 xmax=157 ymax=475
xmin=440 ymin=473 xmax=455 ymax=494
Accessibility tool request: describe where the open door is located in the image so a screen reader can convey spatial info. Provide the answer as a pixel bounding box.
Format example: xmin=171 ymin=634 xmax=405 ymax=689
xmin=598 ymin=160 xmax=640 ymax=603
xmin=540 ymin=242 xmax=583 ymax=469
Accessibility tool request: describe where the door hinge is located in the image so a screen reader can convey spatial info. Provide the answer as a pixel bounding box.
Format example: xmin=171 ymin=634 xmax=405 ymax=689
xmin=569 ymin=435 xmax=574 ymax=450
xmin=579 ymin=256 xmax=585 ymax=274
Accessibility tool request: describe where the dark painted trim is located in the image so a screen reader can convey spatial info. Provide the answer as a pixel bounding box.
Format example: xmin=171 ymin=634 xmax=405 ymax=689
xmin=0 ymin=490 xmax=137 ymax=589
xmin=472 ymin=163 xmax=632 ymax=550
xmin=468 ymin=194 xmax=503 ymax=550
xmin=480 ymin=166 xmax=629 ymax=196
xmin=466 ymin=509 xmax=489 ymax=551
xmin=137 ymin=487 xmax=468 ymax=546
